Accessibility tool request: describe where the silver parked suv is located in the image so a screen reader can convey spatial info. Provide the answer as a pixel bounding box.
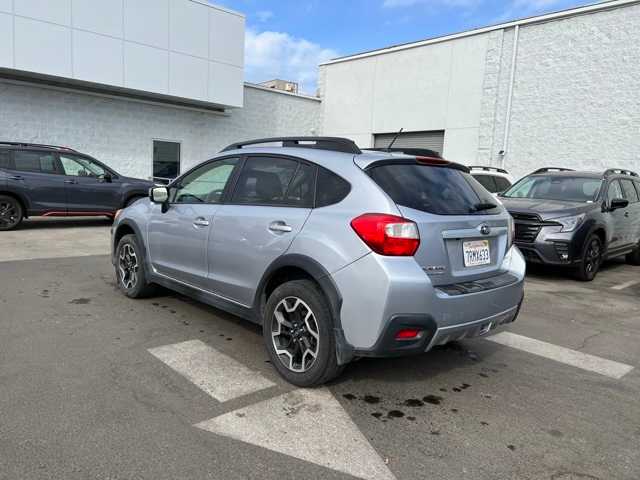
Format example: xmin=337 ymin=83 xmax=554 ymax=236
xmin=111 ymin=137 xmax=525 ymax=386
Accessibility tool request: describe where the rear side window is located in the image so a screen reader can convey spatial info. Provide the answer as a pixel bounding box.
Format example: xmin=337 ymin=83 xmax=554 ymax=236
xmin=621 ymin=179 xmax=639 ymax=203
xmin=0 ymin=150 xmax=11 ymax=169
xmin=494 ymin=176 xmax=512 ymax=192
xmin=316 ymin=167 xmax=350 ymax=207
xmin=369 ymin=163 xmax=499 ymax=215
xmin=283 ymin=162 xmax=315 ymax=207
xmin=232 ymin=156 xmax=299 ymax=205
xmin=472 ymin=174 xmax=498 ymax=193
xmin=14 ymin=151 xmax=57 ymax=173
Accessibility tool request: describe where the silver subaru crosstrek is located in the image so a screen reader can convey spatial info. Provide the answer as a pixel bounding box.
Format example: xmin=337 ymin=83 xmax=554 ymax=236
xmin=111 ymin=137 xmax=525 ymax=386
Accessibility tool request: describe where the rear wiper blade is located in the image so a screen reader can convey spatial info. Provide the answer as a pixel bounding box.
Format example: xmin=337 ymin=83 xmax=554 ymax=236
xmin=472 ymin=202 xmax=497 ymax=212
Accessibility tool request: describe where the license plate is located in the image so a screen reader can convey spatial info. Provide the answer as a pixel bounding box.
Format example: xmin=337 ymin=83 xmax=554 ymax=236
xmin=463 ymin=240 xmax=491 ymax=267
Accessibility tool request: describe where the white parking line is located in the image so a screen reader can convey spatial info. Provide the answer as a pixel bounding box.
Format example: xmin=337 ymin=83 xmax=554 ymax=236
xmin=148 ymin=340 xmax=275 ymax=402
xmin=610 ymin=280 xmax=640 ymax=291
xmin=487 ymin=332 xmax=634 ymax=379
xmin=196 ymin=388 xmax=397 ymax=480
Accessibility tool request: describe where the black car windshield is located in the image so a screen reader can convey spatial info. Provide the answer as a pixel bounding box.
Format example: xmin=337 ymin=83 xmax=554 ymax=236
xmin=502 ymin=175 xmax=602 ymax=203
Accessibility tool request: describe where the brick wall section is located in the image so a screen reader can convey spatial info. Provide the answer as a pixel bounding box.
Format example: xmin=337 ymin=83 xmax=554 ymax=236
xmin=476 ymin=29 xmax=505 ymax=166
xmin=481 ymin=3 xmax=640 ymax=179
xmin=0 ymin=82 xmax=321 ymax=179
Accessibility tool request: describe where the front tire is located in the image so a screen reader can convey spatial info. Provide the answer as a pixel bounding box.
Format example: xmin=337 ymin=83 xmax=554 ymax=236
xmin=263 ymin=280 xmax=343 ymax=387
xmin=115 ymin=234 xmax=156 ymax=298
xmin=575 ymin=234 xmax=603 ymax=281
xmin=0 ymin=195 xmax=24 ymax=231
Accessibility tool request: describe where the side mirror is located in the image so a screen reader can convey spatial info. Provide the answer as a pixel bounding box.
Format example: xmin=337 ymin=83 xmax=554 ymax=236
xmin=101 ymin=172 xmax=113 ymax=183
xmin=610 ymin=198 xmax=629 ymax=211
xmin=150 ymin=186 xmax=169 ymax=204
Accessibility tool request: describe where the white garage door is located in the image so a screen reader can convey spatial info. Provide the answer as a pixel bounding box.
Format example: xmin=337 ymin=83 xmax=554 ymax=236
xmin=374 ymin=130 xmax=445 ymax=154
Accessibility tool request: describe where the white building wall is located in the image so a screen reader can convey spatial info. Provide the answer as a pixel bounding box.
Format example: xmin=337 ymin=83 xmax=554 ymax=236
xmin=0 ymin=81 xmax=320 ymax=179
xmin=0 ymin=0 xmax=244 ymax=108
xmin=483 ymin=3 xmax=640 ymax=179
xmin=319 ymin=33 xmax=490 ymax=162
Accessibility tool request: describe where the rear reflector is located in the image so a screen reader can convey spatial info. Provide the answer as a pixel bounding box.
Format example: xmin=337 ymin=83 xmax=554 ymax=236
xmin=395 ymin=328 xmax=422 ymax=340
xmin=350 ymin=213 xmax=420 ymax=256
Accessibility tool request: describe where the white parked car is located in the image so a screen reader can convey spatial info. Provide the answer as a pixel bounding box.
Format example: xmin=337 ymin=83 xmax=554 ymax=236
xmin=469 ymin=166 xmax=514 ymax=195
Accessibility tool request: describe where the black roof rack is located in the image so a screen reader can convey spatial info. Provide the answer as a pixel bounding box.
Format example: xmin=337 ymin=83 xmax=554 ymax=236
xmin=364 ymin=147 xmax=442 ymax=158
xmin=468 ymin=165 xmax=509 ymax=174
xmin=604 ymin=168 xmax=639 ymax=178
xmin=532 ymin=167 xmax=575 ymax=174
xmin=221 ymin=137 xmax=362 ymax=154
xmin=0 ymin=141 xmax=78 ymax=152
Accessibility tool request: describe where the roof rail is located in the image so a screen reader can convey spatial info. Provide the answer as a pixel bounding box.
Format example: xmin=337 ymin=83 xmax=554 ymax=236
xmin=364 ymin=147 xmax=442 ymax=158
xmin=221 ymin=137 xmax=362 ymax=154
xmin=468 ymin=165 xmax=509 ymax=174
xmin=0 ymin=141 xmax=78 ymax=152
xmin=532 ymin=167 xmax=575 ymax=174
xmin=604 ymin=168 xmax=639 ymax=178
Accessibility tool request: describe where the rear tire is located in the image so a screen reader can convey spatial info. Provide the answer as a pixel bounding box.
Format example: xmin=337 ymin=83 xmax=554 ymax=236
xmin=0 ymin=195 xmax=23 ymax=231
xmin=263 ymin=279 xmax=343 ymax=387
xmin=625 ymin=241 xmax=640 ymax=266
xmin=115 ymin=234 xmax=156 ymax=298
xmin=575 ymin=234 xmax=603 ymax=281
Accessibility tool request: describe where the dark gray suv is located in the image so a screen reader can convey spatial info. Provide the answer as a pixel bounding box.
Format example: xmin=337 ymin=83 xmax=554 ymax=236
xmin=0 ymin=142 xmax=154 ymax=230
xmin=500 ymin=167 xmax=640 ymax=280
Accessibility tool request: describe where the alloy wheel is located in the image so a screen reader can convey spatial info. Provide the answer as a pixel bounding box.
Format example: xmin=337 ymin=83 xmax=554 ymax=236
xmin=118 ymin=244 xmax=139 ymax=289
xmin=585 ymin=238 xmax=602 ymax=274
xmin=271 ymin=297 xmax=320 ymax=373
xmin=0 ymin=200 xmax=20 ymax=230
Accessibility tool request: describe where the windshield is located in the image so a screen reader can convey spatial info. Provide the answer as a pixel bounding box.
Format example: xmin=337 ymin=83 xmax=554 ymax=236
xmin=368 ymin=163 xmax=500 ymax=215
xmin=502 ymin=175 xmax=602 ymax=203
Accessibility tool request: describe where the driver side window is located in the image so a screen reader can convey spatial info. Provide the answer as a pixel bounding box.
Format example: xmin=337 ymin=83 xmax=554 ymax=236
xmin=607 ymin=180 xmax=624 ymax=205
xmin=60 ymin=154 xmax=106 ymax=178
xmin=173 ymin=158 xmax=239 ymax=204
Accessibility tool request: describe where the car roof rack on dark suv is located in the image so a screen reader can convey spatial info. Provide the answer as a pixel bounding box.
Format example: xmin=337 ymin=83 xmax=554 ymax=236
xmin=468 ymin=165 xmax=509 ymax=174
xmin=532 ymin=167 xmax=575 ymax=174
xmin=364 ymin=147 xmax=442 ymax=158
xmin=604 ymin=168 xmax=639 ymax=178
xmin=221 ymin=137 xmax=362 ymax=154
xmin=0 ymin=141 xmax=78 ymax=152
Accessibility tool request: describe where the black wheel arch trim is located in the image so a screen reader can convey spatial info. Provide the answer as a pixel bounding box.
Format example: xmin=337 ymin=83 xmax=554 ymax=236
xmin=112 ymin=219 xmax=148 ymax=267
xmin=0 ymin=189 xmax=30 ymax=217
xmin=255 ymin=254 xmax=354 ymax=365
xmin=570 ymin=219 xmax=607 ymax=260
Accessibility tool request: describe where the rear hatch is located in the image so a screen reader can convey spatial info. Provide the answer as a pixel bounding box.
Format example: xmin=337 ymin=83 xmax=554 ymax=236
xmin=366 ymin=159 xmax=510 ymax=287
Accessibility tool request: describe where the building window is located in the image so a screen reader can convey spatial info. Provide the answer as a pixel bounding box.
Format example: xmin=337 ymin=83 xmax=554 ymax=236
xmin=153 ymin=140 xmax=181 ymax=184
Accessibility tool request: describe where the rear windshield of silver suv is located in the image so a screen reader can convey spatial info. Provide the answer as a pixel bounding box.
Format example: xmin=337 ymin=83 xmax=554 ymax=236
xmin=368 ymin=163 xmax=500 ymax=215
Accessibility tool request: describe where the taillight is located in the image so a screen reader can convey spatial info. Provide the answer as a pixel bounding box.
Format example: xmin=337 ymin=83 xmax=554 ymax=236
xmin=507 ymin=214 xmax=515 ymax=251
xmin=350 ymin=213 xmax=420 ymax=256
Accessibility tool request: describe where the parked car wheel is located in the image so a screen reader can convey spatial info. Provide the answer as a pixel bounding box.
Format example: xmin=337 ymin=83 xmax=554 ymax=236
xmin=0 ymin=195 xmax=24 ymax=231
xmin=625 ymin=241 xmax=640 ymax=265
xmin=263 ymin=279 xmax=343 ymax=387
xmin=575 ymin=234 xmax=603 ymax=281
xmin=115 ymin=234 xmax=156 ymax=298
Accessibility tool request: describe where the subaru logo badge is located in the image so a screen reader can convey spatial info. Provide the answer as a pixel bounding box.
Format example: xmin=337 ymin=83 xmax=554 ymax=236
xmin=480 ymin=225 xmax=491 ymax=235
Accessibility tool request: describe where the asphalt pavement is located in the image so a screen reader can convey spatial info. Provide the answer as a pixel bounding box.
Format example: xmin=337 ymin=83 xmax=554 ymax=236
xmin=0 ymin=218 xmax=638 ymax=480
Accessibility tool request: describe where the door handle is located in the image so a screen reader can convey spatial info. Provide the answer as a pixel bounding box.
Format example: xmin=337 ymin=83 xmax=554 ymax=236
xmin=193 ymin=217 xmax=210 ymax=227
xmin=269 ymin=221 xmax=292 ymax=233
xmin=624 ymin=211 xmax=630 ymax=217
xmin=8 ymin=175 xmax=23 ymax=181
xmin=64 ymin=179 xmax=78 ymax=184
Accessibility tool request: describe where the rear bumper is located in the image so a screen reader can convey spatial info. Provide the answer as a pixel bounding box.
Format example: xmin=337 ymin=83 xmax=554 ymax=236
xmin=331 ymin=246 xmax=526 ymax=355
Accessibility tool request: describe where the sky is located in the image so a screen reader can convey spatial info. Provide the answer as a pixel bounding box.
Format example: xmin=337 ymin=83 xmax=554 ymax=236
xmin=210 ymin=0 xmax=600 ymax=94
